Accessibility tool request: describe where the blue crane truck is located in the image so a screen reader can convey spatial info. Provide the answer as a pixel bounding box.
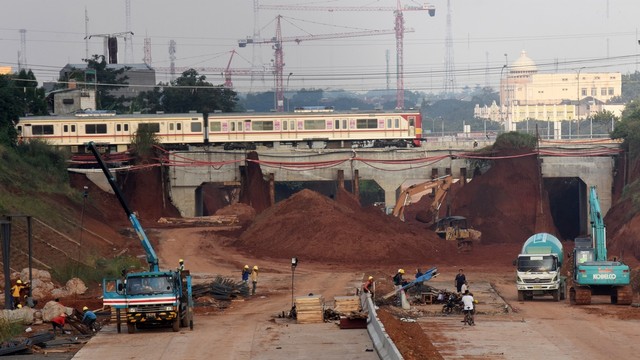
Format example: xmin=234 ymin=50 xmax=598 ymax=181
xmin=515 ymin=233 xmax=566 ymax=301
xmin=570 ymin=186 xmax=632 ymax=305
xmin=88 ymin=142 xmax=194 ymax=333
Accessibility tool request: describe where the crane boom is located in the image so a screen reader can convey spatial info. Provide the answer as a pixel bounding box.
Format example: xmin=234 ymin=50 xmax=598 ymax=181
xmin=87 ymin=141 xmax=159 ymax=271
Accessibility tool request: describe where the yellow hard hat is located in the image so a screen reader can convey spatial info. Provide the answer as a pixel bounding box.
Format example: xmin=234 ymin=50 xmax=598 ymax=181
xmin=16 ymin=279 xmax=22 ymax=284
xmin=253 ymin=265 xmax=259 ymax=270
xmin=83 ymin=306 xmax=89 ymax=311
xmin=398 ymin=269 xmax=405 ymax=274
xmin=244 ymin=265 xmax=249 ymax=269
xmin=17 ymin=304 xmax=22 ymax=309
xmin=179 ymin=259 xmax=184 ymax=263
xmin=368 ymin=276 xmax=374 ymax=280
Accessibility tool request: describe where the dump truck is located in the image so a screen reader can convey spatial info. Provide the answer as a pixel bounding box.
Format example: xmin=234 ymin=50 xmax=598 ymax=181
xmin=515 ymin=233 xmax=566 ymax=301
xmin=569 ymin=186 xmax=632 ymax=305
xmin=88 ymin=142 xmax=194 ymax=333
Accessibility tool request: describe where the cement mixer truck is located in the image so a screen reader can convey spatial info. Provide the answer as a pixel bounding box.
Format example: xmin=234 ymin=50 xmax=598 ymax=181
xmin=515 ymin=233 xmax=566 ymax=301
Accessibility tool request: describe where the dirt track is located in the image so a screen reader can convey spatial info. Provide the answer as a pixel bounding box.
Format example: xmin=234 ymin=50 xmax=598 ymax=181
xmin=72 ymin=228 xmax=640 ymax=359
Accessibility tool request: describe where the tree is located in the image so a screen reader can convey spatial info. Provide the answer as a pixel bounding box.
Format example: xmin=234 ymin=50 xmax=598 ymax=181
xmin=61 ymin=55 xmax=129 ymax=112
xmin=137 ymin=69 xmax=239 ymax=113
xmin=0 ymin=75 xmax=22 ymax=147
xmin=161 ymin=69 xmax=238 ymax=113
xmin=15 ymin=69 xmax=47 ymax=116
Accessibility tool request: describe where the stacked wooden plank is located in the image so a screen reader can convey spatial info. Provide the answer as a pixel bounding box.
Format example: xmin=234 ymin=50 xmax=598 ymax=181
xmin=333 ymin=296 xmax=360 ymax=314
xmin=295 ymin=295 xmax=324 ymax=324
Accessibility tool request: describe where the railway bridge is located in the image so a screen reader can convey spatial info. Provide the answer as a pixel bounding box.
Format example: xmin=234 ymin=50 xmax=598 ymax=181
xmin=86 ymin=137 xmax=622 ymax=239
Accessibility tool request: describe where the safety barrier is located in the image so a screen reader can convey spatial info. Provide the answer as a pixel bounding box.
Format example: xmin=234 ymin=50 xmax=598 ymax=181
xmin=360 ymin=293 xmax=403 ymax=360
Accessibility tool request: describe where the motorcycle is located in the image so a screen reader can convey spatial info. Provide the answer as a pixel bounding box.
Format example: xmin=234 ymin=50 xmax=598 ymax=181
xmin=441 ymin=294 xmax=463 ymax=314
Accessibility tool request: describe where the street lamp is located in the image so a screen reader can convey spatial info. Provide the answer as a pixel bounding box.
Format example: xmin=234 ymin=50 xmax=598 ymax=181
xmin=286 ymin=72 xmax=293 ymax=112
xmin=290 ymin=257 xmax=298 ymax=317
xmin=574 ymin=67 xmax=586 ymax=138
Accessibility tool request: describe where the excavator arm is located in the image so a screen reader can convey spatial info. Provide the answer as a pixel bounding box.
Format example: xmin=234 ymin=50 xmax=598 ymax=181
xmin=589 ymin=186 xmax=607 ymax=262
xmin=392 ymin=175 xmax=453 ymax=222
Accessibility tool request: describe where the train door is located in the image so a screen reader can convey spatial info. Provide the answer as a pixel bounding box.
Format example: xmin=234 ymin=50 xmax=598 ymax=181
xmin=229 ymin=120 xmax=243 ymax=140
xmin=167 ymin=121 xmax=182 ymax=143
xmin=61 ymin=123 xmax=78 ymax=145
xmin=407 ymin=116 xmax=416 ymax=137
xmin=115 ymin=122 xmax=131 ymax=145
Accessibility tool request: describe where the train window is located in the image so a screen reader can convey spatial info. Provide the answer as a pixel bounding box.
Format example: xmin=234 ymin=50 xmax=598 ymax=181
xmin=169 ymin=123 xmax=174 ymax=131
xmin=210 ymin=122 xmax=221 ymax=132
xmin=117 ymin=124 xmax=122 ymax=131
xmin=71 ymin=125 xmax=76 ymax=132
xmin=124 ymin=124 xmax=128 ymax=131
xmin=395 ymin=119 xmax=400 ymax=128
xmin=252 ymin=121 xmax=274 ymax=131
xmin=283 ymin=121 xmax=288 ymax=131
xmin=190 ymin=122 xmax=201 ymax=132
xmin=139 ymin=123 xmax=160 ymax=133
xmin=343 ymin=120 xmax=347 ymax=129
xmin=32 ymin=125 xmax=54 ymax=135
xmin=177 ymin=123 xmax=182 ymax=131
xmin=408 ymin=117 xmax=415 ymax=127
xmin=356 ymin=119 xmax=377 ymax=129
xmin=85 ymin=124 xmax=107 ymax=134
xmin=304 ymin=120 xmax=325 ymax=130
xmin=334 ymin=120 xmax=340 ymax=129
xmin=387 ymin=119 xmax=392 ymax=128
xmin=63 ymin=125 xmax=68 ymax=133
xmin=291 ymin=121 xmax=296 ymax=130
xmin=231 ymin=122 xmax=236 ymax=131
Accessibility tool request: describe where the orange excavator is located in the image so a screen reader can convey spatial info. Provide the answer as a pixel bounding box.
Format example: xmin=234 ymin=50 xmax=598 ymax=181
xmin=392 ymin=175 xmax=453 ymax=225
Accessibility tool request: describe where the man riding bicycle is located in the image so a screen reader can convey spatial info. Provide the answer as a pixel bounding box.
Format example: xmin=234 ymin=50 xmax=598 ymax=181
xmin=461 ymin=290 xmax=475 ymax=325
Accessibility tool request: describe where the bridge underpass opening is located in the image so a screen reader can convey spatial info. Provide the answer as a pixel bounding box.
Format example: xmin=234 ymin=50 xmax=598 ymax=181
xmin=275 ymin=180 xmax=384 ymax=206
xmin=543 ymin=177 xmax=587 ymax=241
xmin=195 ymin=182 xmax=240 ymax=216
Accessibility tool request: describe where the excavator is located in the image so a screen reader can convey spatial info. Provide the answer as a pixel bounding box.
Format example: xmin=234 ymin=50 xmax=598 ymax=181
xmin=569 ymin=186 xmax=632 ymax=305
xmin=392 ymin=175 xmax=481 ymax=250
xmin=392 ymin=175 xmax=453 ymax=224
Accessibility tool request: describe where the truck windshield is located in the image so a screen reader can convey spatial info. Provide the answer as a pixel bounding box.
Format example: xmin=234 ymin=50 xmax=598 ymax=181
xmin=518 ymin=256 xmax=557 ymax=272
xmin=126 ymin=276 xmax=174 ymax=295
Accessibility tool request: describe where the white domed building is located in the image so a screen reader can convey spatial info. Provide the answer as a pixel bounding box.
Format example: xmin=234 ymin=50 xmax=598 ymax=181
xmin=475 ymin=50 xmax=622 ymax=132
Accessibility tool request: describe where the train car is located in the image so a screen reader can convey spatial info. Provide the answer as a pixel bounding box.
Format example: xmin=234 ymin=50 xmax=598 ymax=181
xmin=16 ymin=109 xmax=422 ymax=152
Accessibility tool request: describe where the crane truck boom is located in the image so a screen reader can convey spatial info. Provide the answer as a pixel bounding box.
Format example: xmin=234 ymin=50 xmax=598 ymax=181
xmin=515 ymin=233 xmax=566 ymax=301
xmin=570 ymin=186 xmax=632 ymax=305
xmin=88 ymin=142 xmax=194 ymax=333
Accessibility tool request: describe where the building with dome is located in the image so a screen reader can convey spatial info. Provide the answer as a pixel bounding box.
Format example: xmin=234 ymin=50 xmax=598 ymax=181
xmin=475 ymin=50 xmax=622 ymax=129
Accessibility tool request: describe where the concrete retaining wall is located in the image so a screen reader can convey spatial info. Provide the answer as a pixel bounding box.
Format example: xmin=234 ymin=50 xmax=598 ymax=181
xmin=360 ymin=293 xmax=403 ymax=360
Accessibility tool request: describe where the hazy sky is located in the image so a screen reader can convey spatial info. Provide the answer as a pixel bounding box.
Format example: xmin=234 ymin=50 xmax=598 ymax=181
xmin=1 ymin=0 xmax=639 ymax=93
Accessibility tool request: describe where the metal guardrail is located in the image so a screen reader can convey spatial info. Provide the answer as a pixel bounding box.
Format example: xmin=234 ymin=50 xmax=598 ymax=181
xmin=360 ymin=293 xmax=403 ymax=360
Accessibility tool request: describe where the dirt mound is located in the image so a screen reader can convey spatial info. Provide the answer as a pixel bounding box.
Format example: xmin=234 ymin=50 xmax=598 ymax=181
xmin=119 ymin=166 xmax=181 ymax=224
xmin=214 ymin=203 xmax=256 ymax=227
xmin=236 ymin=189 xmax=458 ymax=265
xmin=448 ymin=152 xmax=558 ymax=244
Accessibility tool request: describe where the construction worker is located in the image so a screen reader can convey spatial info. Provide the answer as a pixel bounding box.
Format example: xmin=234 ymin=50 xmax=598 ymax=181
xmin=363 ymin=276 xmax=374 ymax=295
xmin=177 ymin=259 xmax=185 ymax=272
xmin=251 ymin=265 xmax=259 ymax=295
xmin=455 ymin=269 xmax=466 ymax=293
xmin=10 ymin=280 xmax=25 ymax=309
xmin=51 ymin=313 xmax=67 ymax=335
xmin=81 ymin=306 xmax=97 ymax=330
xmin=393 ymin=269 xmax=406 ymax=289
xmin=241 ymin=265 xmax=251 ymax=284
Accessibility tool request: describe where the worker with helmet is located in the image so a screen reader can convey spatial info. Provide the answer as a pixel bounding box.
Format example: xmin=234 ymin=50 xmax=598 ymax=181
xmin=363 ymin=276 xmax=375 ymax=295
xmin=10 ymin=279 xmax=25 ymax=309
xmin=177 ymin=259 xmax=185 ymax=272
xmin=241 ymin=265 xmax=251 ymax=284
xmin=393 ymin=269 xmax=407 ymax=288
xmin=250 ymin=265 xmax=259 ymax=295
xmin=81 ymin=306 xmax=97 ymax=330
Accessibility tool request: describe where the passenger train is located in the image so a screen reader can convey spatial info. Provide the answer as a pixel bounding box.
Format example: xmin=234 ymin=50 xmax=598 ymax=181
xmin=16 ymin=109 xmax=423 ymax=153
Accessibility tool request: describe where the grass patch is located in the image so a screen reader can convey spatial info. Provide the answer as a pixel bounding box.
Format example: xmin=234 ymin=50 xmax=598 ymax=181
xmin=51 ymin=255 xmax=144 ymax=285
xmin=0 ymin=318 xmax=24 ymax=342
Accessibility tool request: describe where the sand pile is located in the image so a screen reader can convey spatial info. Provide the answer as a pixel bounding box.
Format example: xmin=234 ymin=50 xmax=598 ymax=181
xmin=236 ymin=189 xmax=457 ymax=265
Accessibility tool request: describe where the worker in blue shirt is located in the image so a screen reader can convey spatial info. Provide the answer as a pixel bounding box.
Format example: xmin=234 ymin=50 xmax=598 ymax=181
xmin=82 ymin=306 xmax=97 ymax=329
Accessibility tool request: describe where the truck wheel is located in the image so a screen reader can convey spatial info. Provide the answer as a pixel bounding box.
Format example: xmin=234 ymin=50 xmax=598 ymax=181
xmin=517 ymin=291 xmax=524 ymax=301
xmin=172 ymin=319 xmax=180 ymax=332
xmin=127 ymin=323 xmax=136 ymax=334
xmin=552 ymin=289 xmax=560 ymax=302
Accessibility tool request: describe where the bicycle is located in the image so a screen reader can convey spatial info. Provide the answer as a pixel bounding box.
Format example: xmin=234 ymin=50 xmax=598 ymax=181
xmin=463 ymin=309 xmax=475 ymax=326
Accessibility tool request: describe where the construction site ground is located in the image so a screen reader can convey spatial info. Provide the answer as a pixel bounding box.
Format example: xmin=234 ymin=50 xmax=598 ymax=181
xmin=67 ymin=228 xmax=640 ymax=360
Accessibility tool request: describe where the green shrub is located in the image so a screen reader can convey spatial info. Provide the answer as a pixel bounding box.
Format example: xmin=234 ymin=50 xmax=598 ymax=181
xmin=51 ymin=255 xmax=144 ymax=285
xmin=0 ymin=318 xmax=24 ymax=342
xmin=492 ymin=132 xmax=537 ymax=151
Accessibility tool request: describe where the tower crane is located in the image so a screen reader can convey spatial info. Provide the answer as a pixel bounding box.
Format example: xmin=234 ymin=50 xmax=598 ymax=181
xmin=238 ymin=15 xmax=408 ymax=112
xmin=259 ymin=1 xmax=435 ymax=109
xmin=153 ymin=50 xmax=271 ymax=89
xmin=85 ymin=31 xmax=134 ymax=64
